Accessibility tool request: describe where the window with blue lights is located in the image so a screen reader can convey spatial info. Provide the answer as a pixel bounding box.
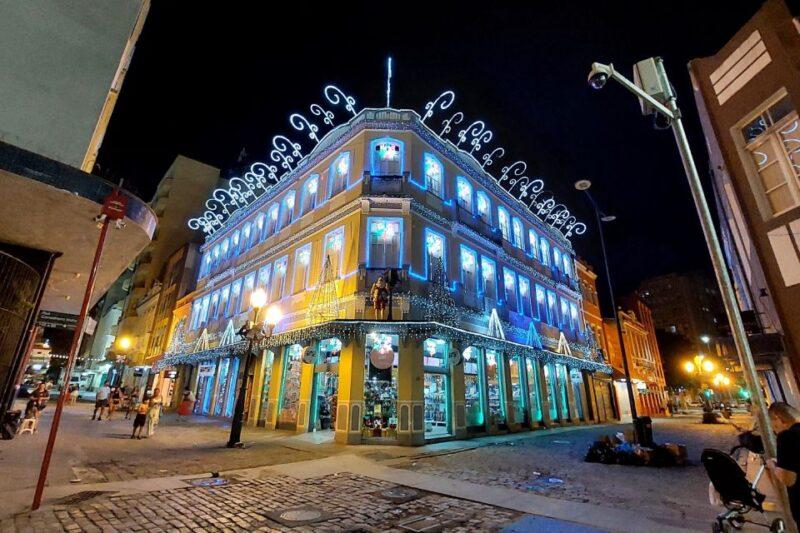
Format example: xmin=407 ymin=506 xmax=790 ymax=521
xmin=329 ymin=152 xmax=350 ymax=197
xmin=460 ymin=246 xmax=478 ymax=293
xmin=371 ymin=138 xmax=403 ymax=176
xmin=503 ymin=268 xmax=518 ymax=313
xmin=456 ymin=177 xmax=473 ymax=212
xmin=209 ymin=290 xmax=220 ymax=321
xmin=240 ymin=223 xmax=251 ymax=255
xmin=528 ymin=229 xmax=539 ymax=260
xmin=271 ymin=256 xmax=288 ymax=301
xmin=230 ymin=231 xmax=240 ymax=258
xmin=218 ymin=286 xmax=230 ymax=321
xmin=539 ymin=239 xmax=550 ymax=267
xmin=199 ymin=252 xmax=211 ymax=280
xmin=257 ymin=264 xmax=272 ymax=298
xmin=553 ymin=247 xmax=562 ymax=274
xmin=198 ymin=295 xmax=210 ymax=328
xmin=481 ymin=257 xmax=497 ymax=299
xmin=560 ymin=297 xmax=570 ymax=330
xmin=254 ymin=213 xmax=265 ymax=246
xmin=546 ymin=290 xmax=558 ymax=326
xmin=570 ymin=301 xmax=580 ymax=331
xmin=293 ymin=244 xmax=312 ymax=293
xmin=476 ymin=191 xmax=492 ymax=225
xmin=190 ymin=300 xmax=202 ymax=330
xmin=423 ymin=153 xmax=444 ymax=197
xmin=241 ymin=272 xmax=256 ymax=313
xmin=323 ymin=227 xmax=345 ymax=278
xmin=424 ymin=229 xmax=445 ymax=278
xmin=535 ymin=285 xmax=547 ymax=321
xmin=562 ymin=254 xmax=572 ymax=279
xmin=301 ymin=175 xmax=319 ymax=215
xmin=512 ymin=217 xmax=524 ymax=250
xmin=266 ymin=204 xmax=279 ymax=237
xmin=519 ymin=276 xmax=532 ymax=316
xmin=221 ymin=237 xmax=230 ymax=260
xmin=497 ymin=207 xmax=510 ymax=241
xmin=278 ymin=192 xmax=295 ymax=230
xmin=211 ymin=244 xmax=220 ymax=269
xmin=228 ymin=279 xmax=242 ymax=317
xmin=367 ymin=218 xmax=402 ymax=268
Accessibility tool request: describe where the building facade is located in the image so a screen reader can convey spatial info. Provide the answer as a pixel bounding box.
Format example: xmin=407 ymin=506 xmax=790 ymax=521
xmin=688 ymin=0 xmax=800 ymax=405
xmin=157 ymin=108 xmax=611 ymax=445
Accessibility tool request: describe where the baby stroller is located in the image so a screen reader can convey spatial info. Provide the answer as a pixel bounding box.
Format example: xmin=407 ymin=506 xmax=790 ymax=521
xmin=701 ymin=431 xmax=785 ymax=532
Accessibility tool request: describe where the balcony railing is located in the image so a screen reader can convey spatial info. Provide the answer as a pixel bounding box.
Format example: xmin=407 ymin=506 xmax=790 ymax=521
xmin=454 ymin=204 xmax=504 ymax=245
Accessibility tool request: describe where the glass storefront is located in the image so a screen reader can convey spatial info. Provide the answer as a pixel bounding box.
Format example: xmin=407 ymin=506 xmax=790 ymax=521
xmin=508 ymin=356 xmax=527 ymax=425
xmin=485 ymin=350 xmax=506 ymax=426
xmin=556 ymin=363 xmax=570 ymax=421
xmin=195 ymin=362 xmax=216 ymax=415
xmin=364 ymin=333 xmax=398 ymax=438
xmin=311 ymin=337 xmax=341 ymax=431
xmin=423 ymin=338 xmax=450 ymax=438
xmin=525 ymin=358 xmax=543 ymax=424
xmin=544 ymin=363 xmax=558 ymax=421
xmin=257 ymin=350 xmax=275 ymax=427
xmin=277 ymin=344 xmax=303 ymax=428
xmin=214 ymin=358 xmax=231 ymax=417
xmin=224 ymin=357 xmax=240 ymax=418
xmin=463 ymin=346 xmax=485 ymax=430
xmin=570 ymin=368 xmax=584 ymax=420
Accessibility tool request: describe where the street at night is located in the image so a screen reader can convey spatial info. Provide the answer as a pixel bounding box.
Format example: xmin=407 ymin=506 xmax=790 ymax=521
xmin=2 ymin=1 xmax=800 ymax=532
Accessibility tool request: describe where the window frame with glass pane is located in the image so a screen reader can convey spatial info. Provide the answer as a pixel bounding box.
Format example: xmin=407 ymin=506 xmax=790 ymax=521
xmin=424 ymin=228 xmax=446 ymax=278
xmin=301 ymin=175 xmax=319 ymax=215
xmin=271 ymin=256 xmax=288 ymax=302
xmin=278 ymin=192 xmax=295 ymax=229
xmin=460 ymin=245 xmax=479 ymax=293
xmin=497 ymin=206 xmax=511 ymax=241
xmin=476 ymin=191 xmax=492 ymax=224
xmin=456 ymin=176 xmax=474 ymax=212
xmin=518 ymin=276 xmax=533 ymax=317
xmin=528 ymin=229 xmax=539 ymax=260
xmin=257 ymin=264 xmax=272 ymax=299
xmin=329 ymin=152 xmax=351 ymax=198
xmin=292 ymin=244 xmax=312 ymax=293
xmin=481 ymin=256 xmax=498 ymax=299
xmin=241 ymin=272 xmax=256 ymax=313
xmin=423 ymin=153 xmax=445 ymax=198
xmin=266 ymin=204 xmax=279 ymax=236
xmin=535 ymin=284 xmax=547 ymax=322
xmin=512 ymin=217 xmax=525 ymax=250
xmin=227 ymin=279 xmax=242 ymax=317
xmin=323 ymin=227 xmax=345 ymax=278
xmin=218 ymin=286 xmax=230 ymax=320
xmin=367 ymin=217 xmax=403 ymax=268
xmin=463 ymin=346 xmax=486 ymax=430
xmin=371 ymin=138 xmax=404 ymax=176
xmin=502 ymin=267 xmax=518 ymax=313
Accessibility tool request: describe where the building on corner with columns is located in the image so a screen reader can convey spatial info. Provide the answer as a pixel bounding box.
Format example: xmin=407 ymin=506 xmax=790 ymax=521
xmin=156 ymin=99 xmax=612 ymax=446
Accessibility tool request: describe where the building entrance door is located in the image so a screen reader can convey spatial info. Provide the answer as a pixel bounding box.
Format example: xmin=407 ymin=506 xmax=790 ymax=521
xmin=195 ymin=362 xmax=216 ymax=415
xmin=310 ymin=338 xmax=341 ymax=432
xmin=277 ymin=344 xmax=303 ymax=429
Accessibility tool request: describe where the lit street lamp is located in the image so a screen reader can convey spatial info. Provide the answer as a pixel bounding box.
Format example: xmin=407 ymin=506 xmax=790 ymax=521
xmin=227 ymin=289 xmax=281 ymax=448
xmin=574 ymin=179 xmax=640 ymax=432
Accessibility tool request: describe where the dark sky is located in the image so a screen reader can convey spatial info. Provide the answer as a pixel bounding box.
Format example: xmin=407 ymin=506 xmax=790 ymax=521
xmin=97 ymin=1 xmax=769 ymax=310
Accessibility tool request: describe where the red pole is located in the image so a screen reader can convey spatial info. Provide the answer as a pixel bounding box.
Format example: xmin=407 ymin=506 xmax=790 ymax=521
xmin=31 ymin=217 xmax=111 ymax=510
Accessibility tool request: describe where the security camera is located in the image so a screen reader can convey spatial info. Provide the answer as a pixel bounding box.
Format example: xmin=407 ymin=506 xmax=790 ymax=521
xmin=587 ymin=62 xmax=611 ymax=90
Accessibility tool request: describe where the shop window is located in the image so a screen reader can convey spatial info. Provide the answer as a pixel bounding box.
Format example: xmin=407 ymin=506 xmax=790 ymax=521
xmin=218 ymin=286 xmax=230 ymax=320
xmin=539 ymin=239 xmax=550 ymax=267
xmin=525 ymin=358 xmax=543 ymax=423
xmin=571 ymin=368 xmax=584 ymax=420
xmin=424 ymin=229 xmax=445 ymax=278
xmin=224 ymin=357 xmax=240 ymax=417
xmin=371 ymin=138 xmax=403 ymax=176
xmin=463 ymin=347 xmax=485 ymax=429
xmin=476 ymin=191 xmax=492 ymax=224
xmin=509 ymin=356 xmax=527 ymax=425
xmin=528 ymin=230 xmax=539 ymax=260
xmin=292 ymin=245 xmax=312 ymax=293
xmin=312 ymin=338 xmax=341 ymax=431
xmin=457 ymin=177 xmax=473 ymax=212
xmin=323 ymin=227 xmax=345 ymax=278
xmin=512 ymin=218 xmax=524 ymax=250
xmin=497 ymin=207 xmax=510 ymax=241
xmin=278 ymin=192 xmax=295 ymax=230
xmin=423 ymin=153 xmax=444 ymax=197
xmin=240 ymin=223 xmax=251 ymax=255
xmin=214 ymin=358 xmax=231 ymax=417
xmin=503 ymin=268 xmax=518 ymax=313
xmin=301 ymin=175 xmax=319 ymax=215
xmin=265 ymin=204 xmax=279 ymax=236
xmin=329 ymin=152 xmax=350 ymax=197
xmin=481 ymin=257 xmax=497 ymax=299
xmin=543 ymin=363 xmax=558 ymax=421
xmin=535 ymin=285 xmax=547 ymax=321
xmin=546 ymin=291 xmax=558 ymax=327
xmin=241 ymin=272 xmax=256 ymax=313
xmin=557 ymin=364 xmax=570 ymax=420
xmin=257 ymin=264 xmax=272 ymax=296
xmin=256 ymin=350 xmax=275 ymax=426
xmin=518 ymin=276 xmax=532 ymax=316
xmin=271 ymin=256 xmax=288 ymax=301
xmin=485 ymin=350 xmax=505 ymax=425
xmin=460 ymin=246 xmax=478 ymax=293
xmin=364 ymin=333 xmax=399 ymax=438
xmin=277 ymin=344 xmax=303 ymax=427
xmin=423 ymin=338 xmax=450 ymax=438
xmin=227 ymin=280 xmax=242 ymax=317
xmin=209 ymin=290 xmax=220 ymax=321
xmin=423 ymin=338 xmax=447 ymax=369
xmin=367 ymin=217 xmax=402 ymax=268
xmin=195 ymin=362 xmax=216 ymax=415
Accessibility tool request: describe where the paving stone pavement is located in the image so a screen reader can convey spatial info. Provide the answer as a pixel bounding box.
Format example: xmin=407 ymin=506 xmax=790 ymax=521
xmin=1 ymin=473 xmax=521 ymax=532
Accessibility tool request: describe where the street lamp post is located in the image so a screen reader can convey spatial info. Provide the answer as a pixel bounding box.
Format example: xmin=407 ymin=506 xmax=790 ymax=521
xmin=588 ymin=57 xmax=790 ymax=526
xmin=574 ymin=180 xmax=639 ymax=427
xmin=227 ymin=289 xmax=280 ymax=448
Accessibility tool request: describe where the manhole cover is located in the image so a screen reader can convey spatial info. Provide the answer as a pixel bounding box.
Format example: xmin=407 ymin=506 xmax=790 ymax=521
xmin=190 ymin=477 xmax=229 ymax=487
xmin=55 ymin=491 xmax=115 ymax=506
xmin=377 ymin=486 xmax=423 ymax=503
xmin=265 ymin=506 xmax=333 ymax=527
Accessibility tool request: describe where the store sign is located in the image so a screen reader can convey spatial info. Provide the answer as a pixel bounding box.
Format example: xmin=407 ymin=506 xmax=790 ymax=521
xmin=370 ymin=347 xmax=394 ymax=370
xmin=37 ymin=310 xmax=78 ymax=330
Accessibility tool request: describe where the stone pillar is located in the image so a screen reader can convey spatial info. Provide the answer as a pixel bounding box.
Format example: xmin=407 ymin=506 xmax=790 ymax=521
xmin=565 ymin=367 xmax=580 ymax=424
xmin=295 ymin=341 xmax=319 ymax=433
xmin=580 ymin=371 xmax=594 ymax=423
xmin=265 ymin=347 xmax=286 ymax=430
xmin=397 ymin=335 xmax=424 ymax=446
xmin=335 ymin=336 xmax=365 ymax=445
xmin=538 ymin=361 xmax=554 ymax=427
xmin=450 ymin=341 xmax=467 ymax=439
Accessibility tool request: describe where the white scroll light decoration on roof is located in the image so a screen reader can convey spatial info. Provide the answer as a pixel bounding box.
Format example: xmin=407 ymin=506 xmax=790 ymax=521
xmin=421 ymin=91 xmax=586 ymax=238
xmin=188 ymin=85 xmax=359 ymax=236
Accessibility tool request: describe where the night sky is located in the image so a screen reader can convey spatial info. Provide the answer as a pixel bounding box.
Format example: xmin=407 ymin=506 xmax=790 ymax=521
xmin=97 ymin=1 xmax=770 ymax=311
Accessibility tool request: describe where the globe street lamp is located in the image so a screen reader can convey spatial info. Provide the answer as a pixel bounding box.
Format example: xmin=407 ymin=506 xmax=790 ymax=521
xmin=227 ymin=289 xmax=281 ymax=448
xmin=574 ymin=179 xmax=640 ymax=430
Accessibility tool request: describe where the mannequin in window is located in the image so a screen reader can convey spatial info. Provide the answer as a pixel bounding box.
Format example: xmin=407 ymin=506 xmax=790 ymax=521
xmin=371 ymin=276 xmax=388 ymax=319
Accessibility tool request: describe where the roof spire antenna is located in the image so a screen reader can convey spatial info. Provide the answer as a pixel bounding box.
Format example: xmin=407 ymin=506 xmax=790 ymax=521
xmin=386 ymin=56 xmax=392 ymax=108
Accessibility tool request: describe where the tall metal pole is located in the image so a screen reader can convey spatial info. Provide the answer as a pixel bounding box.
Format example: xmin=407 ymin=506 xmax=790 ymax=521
xmin=227 ymin=307 xmax=261 ymax=448
xmin=31 ymin=217 xmax=111 ymax=510
xmin=584 ymin=190 xmax=639 ymax=422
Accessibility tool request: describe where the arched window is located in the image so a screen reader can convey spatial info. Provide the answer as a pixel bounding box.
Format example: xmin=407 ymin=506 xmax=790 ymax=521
xmin=539 ymin=238 xmax=550 ymax=266
xmin=424 ymin=229 xmax=446 ymax=278
xmin=528 ymin=229 xmax=539 ymax=260
xmin=553 ymin=247 xmax=562 ymax=273
xmin=239 ymin=223 xmax=251 ymax=254
xmin=370 ymin=138 xmax=403 ymax=176
xmin=266 ymin=204 xmax=279 ymax=236
xmin=254 ymin=213 xmax=265 ymax=245
xmin=230 ymin=231 xmax=240 ymax=257
xmin=512 ymin=218 xmax=524 ymax=250
xmin=476 ymin=191 xmax=491 ymax=224
xmin=456 ymin=177 xmax=473 ymax=212
xmin=301 ymin=175 xmax=319 ymax=215
xmin=497 ymin=207 xmax=510 ymax=241
xmin=329 ymin=152 xmax=350 ymax=197
xmin=278 ymin=191 xmax=295 ymax=229
xmin=423 ymin=153 xmax=444 ymax=197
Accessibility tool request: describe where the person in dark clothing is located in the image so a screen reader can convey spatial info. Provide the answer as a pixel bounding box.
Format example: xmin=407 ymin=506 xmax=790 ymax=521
xmin=767 ymin=402 xmax=800 ymax=528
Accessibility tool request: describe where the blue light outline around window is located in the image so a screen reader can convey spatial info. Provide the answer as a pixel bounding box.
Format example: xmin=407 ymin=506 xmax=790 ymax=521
xmin=300 ymin=174 xmax=319 ymax=216
xmin=328 ymin=151 xmax=351 ymax=199
xmin=272 ymin=255 xmax=289 ymax=301
xmin=497 ymin=206 xmax=510 ymax=240
xmin=518 ymin=275 xmax=532 ymax=317
xmin=366 ymin=216 xmax=404 ymax=269
xmin=323 ymin=226 xmax=345 ymax=278
xmin=476 ymin=191 xmax=492 ymax=224
xmin=512 ymin=217 xmax=525 ymax=250
xmin=369 ymin=136 xmax=405 ymax=176
xmin=266 ymin=204 xmax=279 ymax=239
xmin=423 ymin=152 xmax=444 ymax=196
xmin=480 ymin=256 xmax=497 ymax=299
xmin=528 ymin=229 xmax=539 ymax=261
xmin=546 ymin=290 xmax=558 ymax=327
xmin=456 ymin=176 xmax=474 ymax=212
xmin=291 ymin=243 xmax=313 ymax=294
xmin=535 ymin=284 xmax=546 ymax=322
xmin=502 ymin=267 xmax=518 ymax=313
xmin=411 ymin=227 xmax=446 ymax=281
xmin=459 ymin=244 xmax=478 ymax=293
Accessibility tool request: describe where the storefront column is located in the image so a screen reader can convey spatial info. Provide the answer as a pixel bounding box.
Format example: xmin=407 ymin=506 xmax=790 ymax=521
xmin=295 ymin=340 xmax=319 ymax=433
xmin=335 ymin=336 xmax=365 ymax=445
xmin=397 ymin=335 xmax=424 ymax=446
xmin=207 ymin=359 xmax=224 ymax=417
xmin=247 ymin=348 xmax=266 ymax=426
xmin=450 ymin=341 xmax=467 ymax=439
xmin=501 ymin=353 xmax=520 ymax=432
xmin=537 ymin=360 xmax=553 ymax=427
xmin=565 ymin=367 xmax=579 ymax=424
xmin=264 ymin=346 xmax=286 ymax=430
xmin=584 ymin=371 xmax=598 ymax=423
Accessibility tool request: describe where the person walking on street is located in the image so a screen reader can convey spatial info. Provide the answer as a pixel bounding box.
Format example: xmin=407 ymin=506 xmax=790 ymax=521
xmin=92 ymin=381 xmax=111 ymax=421
xmin=131 ymin=394 xmax=150 ymax=439
xmin=146 ymin=388 xmax=163 ymax=437
xmin=766 ymin=402 xmax=800 ymax=529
